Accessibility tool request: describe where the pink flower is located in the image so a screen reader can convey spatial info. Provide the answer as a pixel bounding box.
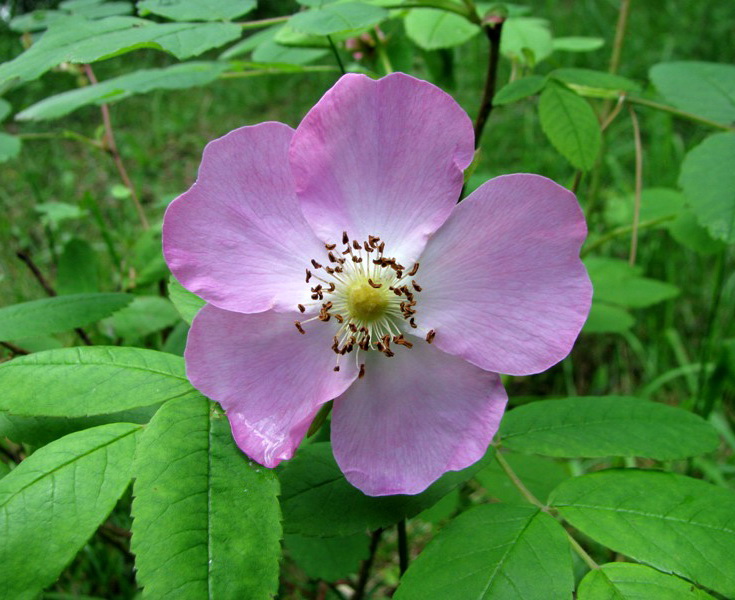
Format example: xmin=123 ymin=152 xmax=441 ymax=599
xmin=163 ymin=73 xmax=592 ymax=496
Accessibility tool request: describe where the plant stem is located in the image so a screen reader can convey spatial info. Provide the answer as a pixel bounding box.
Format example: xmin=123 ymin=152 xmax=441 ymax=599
xmin=625 ymin=95 xmax=735 ymax=132
xmin=580 ymin=215 xmax=675 ymax=257
xmin=383 ymin=2 xmax=478 ymax=23
xmin=327 ymin=35 xmax=346 ymax=75
xmin=627 ymin=105 xmax=643 ymax=266
xmin=473 ymin=19 xmax=504 ymax=150
xmin=83 ymin=64 xmax=149 ymax=230
xmin=1 ymin=341 xmax=29 ymax=355
xmin=354 ymin=528 xmax=383 ymax=600
xmin=609 ymin=0 xmax=631 ymax=75
xmin=220 ymin=66 xmax=338 ymax=79
xmin=238 ymin=15 xmax=289 ymax=29
xmin=397 ymin=519 xmax=409 ymax=576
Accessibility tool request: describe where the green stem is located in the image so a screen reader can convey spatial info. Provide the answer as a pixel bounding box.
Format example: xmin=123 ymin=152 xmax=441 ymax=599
xmin=219 ymin=66 xmax=338 ymax=79
xmin=608 ymin=0 xmax=631 ymax=75
xmin=238 ymin=15 xmax=289 ymax=30
xmin=327 ymin=35 xmax=346 ymax=75
xmin=581 ymin=215 xmax=675 ymax=257
xmin=625 ymin=96 xmax=735 ymax=132
xmin=397 ymin=519 xmax=409 ymax=576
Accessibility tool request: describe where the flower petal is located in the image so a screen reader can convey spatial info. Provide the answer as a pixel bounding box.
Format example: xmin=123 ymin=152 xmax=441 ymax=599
xmin=186 ymin=304 xmax=358 ymax=467
xmin=290 ymin=72 xmax=474 ymax=264
xmin=163 ymin=122 xmax=326 ymax=314
xmin=331 ymin=344 xmax=507 ymax=496
xmin=413 ymin=174 xmax=592 ymax=375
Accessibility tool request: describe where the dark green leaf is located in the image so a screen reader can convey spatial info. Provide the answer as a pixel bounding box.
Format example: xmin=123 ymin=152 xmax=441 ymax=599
xmin=395 ymin=504 xmax=573 ymax=600
xmin=499 ymin=396 xmax=718 ymax=460
xmin=251 ymin=40 xmax=329 ymax=65
xmin=168 ymin=276 xmax=205 ymax=325
xmin=493 ymin=75 xmax=546 ymax=105
xmin=0 ymin=423 xmax=140 ymax=600
xmin=102 ymin=296 xmax=180 ymax=343
xmin=0 ymin=346 xmax=194 ymax=417
xmin=551 ymin=470 xmax=735 ymax=597
xmin=137 ymin=0 xmax=256 ymax=21
xmin=289 ymin=2 xmax=388 ymax=35
xmin=669 ymin=209 xmax=726 ymax=255
xmin=404 ymin=9 xmax=480 ymax=50
xmin=285 ymin=533 xmax=370 ymax=581
xmin=57 ymin=239 xmax=99 ymax=295
xmin=476 ymin=453 xmax=570 ymax=504
xmin=132 ymin=395 xmax=281 ymax=599
xmin=0 ymin=293 xmax=132 ymax=341
xmin=539 ymin=81 xmax=601 ymax=170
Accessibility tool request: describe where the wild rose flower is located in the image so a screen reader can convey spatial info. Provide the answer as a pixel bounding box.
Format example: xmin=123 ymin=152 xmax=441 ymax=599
xmin=163 ymin=73 xmax=592 ymax=496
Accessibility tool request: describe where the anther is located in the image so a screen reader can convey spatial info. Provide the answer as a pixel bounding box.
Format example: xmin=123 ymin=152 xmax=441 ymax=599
xmin=426 ymin=329 xmax=436 ymax=344
xmin=311 ymin=259 xmax=322 ymax=269
xmin=298 ymin=304 xmax=306 ymax=313
xmin=328 ymin=251 xmax=338 ymax=262
xmin=325 ymin=243 xmax=337 ymax=250
xmin=325 ymin=266 xmax=335 ymax=274
xmin=342 ymin=231 xmax=349 ymax=244
xmin=393 ymin=335 xmax=413 ymax=349
xmin=408 ymin=263 xmax=420 ymax=276
xmin=363 ymin=241 xmax=373 ymax=253
xmin=412 ymin=280 xmax=422 ymax=292
xmin=305 ymin=269 xmax=312 ymax=283
xmin=358 ymin=364 xmax=366 ymax=379
xmin=323 ymin=301 xmax=333 ymax=310
xmin=327 ymin=282 xmax=336 ymax=292
xmin=352 ymin=256 xmax=363 ymax=263
xmin=294 ymin=321 xmax=306 ymax=334
xmin=334 ymin=365 xmax=340 ymax=372
xmin=409 ymin=318 xmax=417 ymax=329
xmin=334 ymin=314 xmax=344 ymax=323
xmin=378 ymin=241 xmax=385 ymax=253
xmin=352 ymin=240 xmax=361 ymax=250
xmin=368 ymin=278 xmax=381 ymax=288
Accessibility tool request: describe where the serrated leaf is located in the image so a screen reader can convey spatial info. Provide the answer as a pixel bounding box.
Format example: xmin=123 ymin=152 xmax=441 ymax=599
xmin=280 ymin=442 xmax=491 ymax=536
xmin=650 ymin=61 xmax=735 ymax=126
xmin=18 ymin=62 xmax=228 ymax=121
xmin=394 ymin=504 xmax=573 ymax=600
xmin=578 ymin=562 xmax=716 ymax=599
xmin=131 ymin=395 xmax=281 ymax=599
xmin=678 ymin=132 xmax=735 ymax=243
xmin=539 ymin=81 xmax=601 ymax=170
xmin=0 ymin=423 xmax=140 ymax=600
xmin=0 ymin=133 xmax=21 ymax=162
xmin=499 ymin=396 xmax=718 ymax=460
xmin=285 ymin=533 xmax=370 ymax=581
xmin=493 ymin=75 xmax=546 ymax=105
xmin=289 ymin=2 xmax=388 ymax=35
xmin=0 ymin=293 xmax=132 ymax=341
xmin=0 ymin=16 xmax=241 ymax=86
xmin=404 ymin=8 xmax=480 ymax=50
xmin=168 ymin=276 xmax=205 ymax=325
xmin=57 ymin=238 xmax=99 ymax=295
xmin=102 ymin=296 xmax=180 ymax=343
xmin=501 ymin=17 xmax=552 ymax=65
xmin=0 ymin=346 xmax=194 ymax=417
xmin=551 ymin=470 xmax=735 ymax=598
xmin=137 ymin=0 xmax=256 ymax=21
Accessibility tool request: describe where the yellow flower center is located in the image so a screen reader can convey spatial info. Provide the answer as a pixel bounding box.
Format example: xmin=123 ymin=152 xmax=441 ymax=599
xmin=346 ymin=279 xmax=390 ymax=322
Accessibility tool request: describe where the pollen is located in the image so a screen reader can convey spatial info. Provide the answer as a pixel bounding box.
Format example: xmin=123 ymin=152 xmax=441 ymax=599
xmin=347 ymin=279 xmax=390 ymax=321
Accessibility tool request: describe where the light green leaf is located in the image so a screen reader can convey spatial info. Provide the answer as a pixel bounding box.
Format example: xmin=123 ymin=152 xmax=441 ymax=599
xmin=0 ymin=423 xmax=140 ymax=600
xmin=0 ymin=16 xmax=241 ymax=86
xmin=669 ymin=209 xmax=726 ymax=255
xmin=285 ymin=533 xmax=370 ymax=581
xmin=493 ymin=75 xmax=546 ymax=105
xmin=394 ymin=504 xmax=573 ymax=600
xmin=289 ymin=2 xmax=388 ymax=35
xmin=57 ymin=239 xmax=99 ymax=295
xmin=137 ymin=0 xmax=256 ymax=21
xmin=551 ymin=68 xmax=640 ymax=93
xmin=10 ymin=9 xmax=69 ymax=32
xmin=404 ymin=8 xmax=480 ymax=50
xmin=650 ymin=61 xmax=735 ymax=126
xmin=585 ymin=257 xmax=680 ymax=308
xmin=551 ymin=470 xmax=735 ymax=598
xmin=168 ymin=276 xmax=205 ymax=325
xmin=0 ymin=346 xmax=194 ymax=417
xmin=36 ymin=201 xmax=88 ymax=227
xmin=604 ymin=187 xmax=684 ymax=228
xmin=280 ymin=442 xmax=491 ymax=537
xmin=0 ymin=98 xmax=11 ymax=122
xmin=0 ymin=133 xmax=21 ymax=162
xmin=500 ymin=17 xmax=553 ymax=65
xmin=102 ymin=296 xmax=180 ymax=342
xmin=132 ymin=395 xmax=281 ymax=599
xmin=678 ymin=132 xmax=735 ymax=243
xmin=0 ymin=293 xmax=132 ymax=341
xmin=499 ymin=396 xmax=719 ymax=460
xmin=578 ymin=562 xmax=716 ymax=600
xmin=551 ymin=37 xmax=604 ymax=52
xmin=251 ymin=39 xmax=330 ymax=65
xmin=219 ymin=24 xmax=281 ymax=59
xmin=539 ymin=81 xmax=601 ymax=170
xmin=18 ymin=62 xmax=228 ymax=121
xmin=583 ymin=302 xmax=635 ymax=334
xmin=476 ymin=453 xmax=570 ymax=504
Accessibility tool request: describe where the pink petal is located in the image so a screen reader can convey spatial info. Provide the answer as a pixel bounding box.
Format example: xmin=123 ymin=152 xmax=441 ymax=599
xmin=331 ymin=344 xmax=507 ymax=496
xmin=413 ymin=174 xmax=592 ymax=376
xmin=289 ymin=73 xmax=474 ymax=264
xmin=186 ymin=304 xmax=357 ymax=467
xmin=163 ymin=122 xmax=327 ymax=314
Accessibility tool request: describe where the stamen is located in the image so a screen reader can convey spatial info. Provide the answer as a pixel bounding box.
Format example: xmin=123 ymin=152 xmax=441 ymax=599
xmin=426 ymin=329 xmax=436 ymax=343
xmin=408 ymin=263 xmax=420 ymax=276
xmin=342 ymin=231 xmax=349 ymax=244
xmin=358 ymin=363 xmax=366 ymax=379
xmin=305 ymin=269 xmax=312 ymax=283
xmin=412 ymin=280 xmax=422 ymax=292
xmin=294 ymin=321 xmax=306 ymax=334
xmin=368 ymin=278 xmax=381 ymax=289
xmin=311 ymin=259 xmax=322 ymax=269
xmin=325 ymin=243 xmax=337 ymax=250
xmin=298 ymin=304 xmax=306 ymax=313
xmin=334 ymin=365 xmax=340 ymax=372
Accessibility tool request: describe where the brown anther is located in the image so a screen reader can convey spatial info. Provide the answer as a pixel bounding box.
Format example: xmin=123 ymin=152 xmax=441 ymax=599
xmin=318 ymin=313 xmax=331 ymax=322
xmin=393 ymin=287 xmax=403 ymax=296
xmin=334 ymin=365 xmax=340 ymax=372
xmin=368 ymin=278 xmax=381 ymax=289
xmin=297 ymin=304 xmax=306 ymax=313
xmin=335 ymin=266 xmax=343 ymax=273
xmin=328 ymin=251 xmax=338 ymax=262
xmin=312 ymin=284 xmax=322 ymax=292
xmin=393 ymin=335 xmax=414 ymax=349
xmin=311 ymin=259 xmax=322 ymax=269
xmin=342 ymin=231 xmax=349 ymax=244
xmin=358 ymin=364 xmax=366 ymax=379
xmin=327 ymin=282 xmax=336 ymax=292
xmin=337 ymin=258 xmax=346 ymax=264
xmin=323 ymin=301 xmax=333 ymax=310
xmin=368 ymin=235 xmax=380 ymax=245
xmin=426 ymin=329 xmax=436 ymax=344
xmin=376 ymin=342 xmax=385 ymax=352
xmin=363 ymin=241 xmax=373 ymax=253
xmin=334 ymin=314 xmax=344 ymax=323
xmin=343 ymin=247 xmax=353 ymax=255
xmin=352 ymin=256 xmax=363 ymax=263
xmin=395 ymin=270 xmax=403 ymax=278
xmin=381 ymin=334 xmax=391 ymax=348
xmin=409 ymin=318 xmax=417 ymax=329
xmin=412 ymin=280 xmax=422 ymax=292
xmin=383 ymin=348 xmax=395 ymax=358
xmin=325 ymin=243 xmax=337 ymax=250
xmin=359 ymin=326 xmax=368 ymax=333
xmin=372 ymin=259 xmax=382 ymax=265
xmin=349 ymin=323 xmax=358 ymax=333
xmin=332 ymin=336 xmax=340 ymax=351
xmin=378 ymin=242 xmax=385 ymax=253
xmin=359 ymin=339 xmax=370 ymax=351
xmin=306 ymin=269 xmax=312 ymax=283
xmin=353 ymin=240 xmax=361 ymax=250
xmin=325 ymin=266 xmax=335 ymax=274
xmin=408 ymin=263 xmax=420 ymax=276
xmin=294 ymin=321 xmax=306 ymax=334
xmin=310 ymin=294 xmax=319 ymax=300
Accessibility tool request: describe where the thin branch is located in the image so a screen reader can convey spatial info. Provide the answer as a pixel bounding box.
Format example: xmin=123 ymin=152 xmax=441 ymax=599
xmin=327 ymin=35 xmax=346 ymax=75
xmin=353 ymin=528 xmax=383 ymax=600
xmin=580 ymin=215 xmax=675 ymax=257
xmin=600 ymin=94 xmax=626 ymax=132
xmin=219 ymin=66 xmax=337 ymax=79
xmin=625 ymin=95 xmax=735 ymax=132
xmin=1 ymin=341 xmax=30 ymax=355
xmin=83 ymin=64 xmax=149 ymax=230
xmin=473 ymin=18 xmax=504 ymax=150
xmin=609 ymin=0 xmax=631 ymax=75
xmin=237 ymin=15 xmax=290 ymax=29
xmin=397 ymin=519 xmax=409 ymax=576
xmin=627 ymin=105 xmax=643 ymax=266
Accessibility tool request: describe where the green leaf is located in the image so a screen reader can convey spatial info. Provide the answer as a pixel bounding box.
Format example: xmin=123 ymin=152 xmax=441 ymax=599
xmin=578 ymin=562 xmax=716 ymax=600
xmin=0 ymin=423 xmax=140 ymax=600
xmin=285 ymin=533 xmax=370 ymax=581
xmin=539 ymin=81 xmax=601 ymax=171
xmin=102 ymin=296 xmax=180 ymax=343
xmin=36 ymin=201 xmax=88 ymax=227
xmin=669 ymin=209 xmax=726 ymax=255
xmin=10 ymin=9 xmax=69 ymax=32
xmin=0 ymin=133 xmax=22 ymax=162
xmin=280 ymin=442 xmax=491 ymax=536
xmin=0 ymin=16 xmax=241 ymax=86
xmin=500 ymin=17 xmax=553 ymax=66
xmin=132 ymin=395 xmax=281 ymax=599
xmin=251 ymin=39 xmax=330 ymax=65
xmin=604 ymin=187 xmax=684 ymax=228
xmin=551 ymin=68 xmax=640 ymax=93
xmin=168 ymin=276 xmax=205 ymax=325
xmin=585 ymin=257 xmax=680 ymax=308
xmin=650 ymin=61 xmax=735 ymax=126
xmin=17 ymin=62 xmax=228 ymax=121
xmin=289 ymin=2 xmax=388 ymax=35
xmin=493 ymin=75 xmax=546 ymax=105
xmin=551 ymin=36 xmax=604 ymax=52
xmin=219 ymin=24 xmax=281 ymax=59
xmin=0 ymin=346 xmax=194 ymax=417
xmin=583 ymin=302 xmax=635 ymax=334
xmin=499 ymin=396 xmax=719 ymax=460
xmin=394 ymin=504 xmax=573 ymax=600
xmin=476 ymin=453 xmax=570 ymax=504
xmin=0 ymin=98 xmax=11 ymax=122
xmin=57 ymin=239 xmax=99 ymax=295
xmin=137 ymin=0 xmax=256 ymax=21
xmin=0 ymin=293 xmax=132 ymax=341
xmin=404 ymin=9 xmax=480 ymax=50
xmin=678 ymin=132 xmax=735 ymax=243
xmin=551 ymin=470 xmax=735 ymax=598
